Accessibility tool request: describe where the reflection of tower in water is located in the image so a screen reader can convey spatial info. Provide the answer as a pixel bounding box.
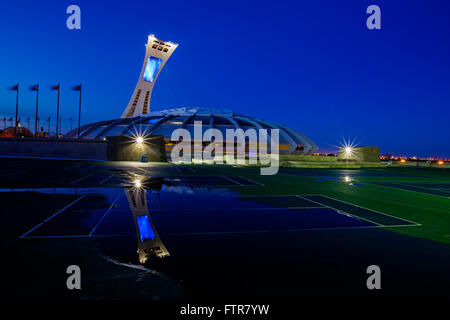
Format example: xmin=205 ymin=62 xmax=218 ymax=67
xmin=125 ymin=183 xmax=169 ymax=264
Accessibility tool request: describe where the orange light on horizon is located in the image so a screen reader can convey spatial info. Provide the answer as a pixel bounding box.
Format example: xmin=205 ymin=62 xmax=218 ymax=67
xmin=400 ymin=159 xmax=406 ymax=163
xmin=438 ymin=160 xmax=445 ymax=165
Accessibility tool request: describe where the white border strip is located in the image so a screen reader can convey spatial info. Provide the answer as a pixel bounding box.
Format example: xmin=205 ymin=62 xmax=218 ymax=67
xmin=70 ymin=174 xmax=94 ymax=185
xmin=222 ymin=176 xmax=243 ymax=186
xmin=237 ymin=176 xmax=264 ymax=186
xmin=19 ymin=195 xmax=86 ymax=238
xmin=311 ymin=194 xmax=420 ymax=226
xmin=99 ymin=174 xmax=114 ymax=185
xmin=295 ymin=195 xmax=383 ymax=227
xmin=89 ymin=195 xmax=121 ymax=236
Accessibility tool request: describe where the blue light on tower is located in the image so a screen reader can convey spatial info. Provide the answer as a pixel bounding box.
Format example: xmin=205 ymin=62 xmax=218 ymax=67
xmin=136 ymin=215 xmax=155 ymax=242
xmin=143 ymin=56 xmax=162 ymax=82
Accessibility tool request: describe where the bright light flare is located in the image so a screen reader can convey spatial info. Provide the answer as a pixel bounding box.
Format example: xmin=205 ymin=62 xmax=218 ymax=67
xmin=136 ymin=136 xmax=144 ymax=144
xmin=438 ymin=160 xmax=445 ymax=165
xmin=344 ymin=176 xmax=352 ymax=183
xmin=400 ymin=159 xmax=406 ymax=163
xmin=344 ymin=146 xmax=353 ymax=154
xmin=337 ymin=138 xmax=359 ymax=159
xmin=133 ymin=179 xmax=142 ymax=188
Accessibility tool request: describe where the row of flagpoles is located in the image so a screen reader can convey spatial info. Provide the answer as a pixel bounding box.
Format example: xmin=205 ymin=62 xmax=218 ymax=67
xmin=1 ymin=116 xmax=76 ymax=133
xmin=9 ymin=83 xmax=82 ymax=138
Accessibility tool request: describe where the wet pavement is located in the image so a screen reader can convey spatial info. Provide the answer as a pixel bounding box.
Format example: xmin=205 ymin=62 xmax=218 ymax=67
xmin=1 ymin=158 xmax=450 ymax=300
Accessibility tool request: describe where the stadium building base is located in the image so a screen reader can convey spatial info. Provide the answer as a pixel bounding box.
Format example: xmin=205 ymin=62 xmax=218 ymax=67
xmin=0 ymin=138 xmax=108 ymax=161
xmin=0 ymin=136 xmax=167 ymax=162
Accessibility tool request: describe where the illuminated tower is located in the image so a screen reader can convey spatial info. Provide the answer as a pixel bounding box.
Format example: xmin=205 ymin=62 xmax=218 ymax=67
xmin=124 ymin=184 xmax=169 ymax=263
xmin=121 ymin=34 xmax=178 ymax=118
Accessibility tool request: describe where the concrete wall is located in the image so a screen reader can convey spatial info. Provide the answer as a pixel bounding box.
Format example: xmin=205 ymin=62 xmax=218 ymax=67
xmin=106 ymin=135 xmax=167 ymax=162
xmin=280 ymin=154 xmax=338 ymax=162
xmin=337 ymin=146 xmax=380 ymax=162
xmin=0 ymin=138 xmax=108 ymax=160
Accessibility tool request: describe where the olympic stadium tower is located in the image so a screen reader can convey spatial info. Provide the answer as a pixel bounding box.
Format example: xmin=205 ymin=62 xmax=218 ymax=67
xmin=65 ymin=35 xmax=318 ymax=155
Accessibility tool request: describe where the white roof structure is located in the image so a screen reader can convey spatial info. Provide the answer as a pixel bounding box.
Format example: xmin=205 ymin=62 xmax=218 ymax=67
xmin=66 ymin=107 xmax=319 ymax=154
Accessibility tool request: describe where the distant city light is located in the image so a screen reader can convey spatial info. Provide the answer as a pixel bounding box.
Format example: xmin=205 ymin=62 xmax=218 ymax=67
xmin=400 ymin=159 xmax=406 ymax=163
xmin=438 ymin=160 xmax=444 ymax=165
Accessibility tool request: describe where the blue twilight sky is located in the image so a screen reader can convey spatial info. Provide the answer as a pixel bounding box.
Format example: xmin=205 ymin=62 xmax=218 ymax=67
xmin=0 ymin=0 xmax=449 ymax=157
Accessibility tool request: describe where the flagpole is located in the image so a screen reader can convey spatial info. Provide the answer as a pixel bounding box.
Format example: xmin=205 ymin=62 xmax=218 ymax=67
xmin=34 ymin=84 xmax=39 ymax=136
xmin=15 ymin=84 xmax=19 ymax=137
xmin=78 ymin=85 xmax=82 ymax=138
xmin=56 ymin=84 xmax=60 ymax=137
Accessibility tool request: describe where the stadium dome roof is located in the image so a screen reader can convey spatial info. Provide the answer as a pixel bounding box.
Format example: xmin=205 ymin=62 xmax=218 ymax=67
xmin=65 ymin=107 xmax=318 ymax=154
